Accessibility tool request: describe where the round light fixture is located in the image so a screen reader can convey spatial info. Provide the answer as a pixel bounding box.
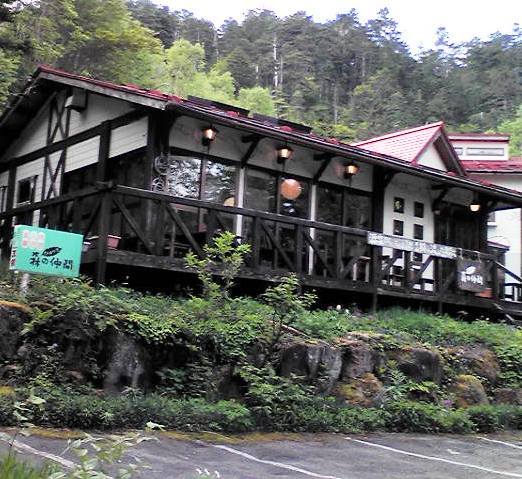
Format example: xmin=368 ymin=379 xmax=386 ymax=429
xmin=223 ymin=196 xmax=235 ymax=207
xmin=280 ymin=178 xmax=302 ymax=200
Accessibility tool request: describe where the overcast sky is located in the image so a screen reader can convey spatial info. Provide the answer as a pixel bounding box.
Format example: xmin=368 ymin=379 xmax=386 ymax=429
xmin=156 ymin=0 xmax=521 ymax=52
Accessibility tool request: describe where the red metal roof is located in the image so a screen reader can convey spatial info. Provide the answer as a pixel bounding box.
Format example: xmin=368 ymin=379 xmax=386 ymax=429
xmin=461 ymin=157 xmax=522 ymax=173
xmin=3 ymin=65 xmax=522 ymax=205
xmin=352 ymin=122 xmax=445 ymax=163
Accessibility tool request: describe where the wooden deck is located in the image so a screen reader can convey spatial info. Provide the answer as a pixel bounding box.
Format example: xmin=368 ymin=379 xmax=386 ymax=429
xmin=2 ymin=182 xmax=522 ymax=317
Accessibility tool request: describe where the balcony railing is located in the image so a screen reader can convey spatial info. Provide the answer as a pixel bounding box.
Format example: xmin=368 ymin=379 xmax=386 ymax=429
xmin=1 ymin=183 xmax=521 ymax=309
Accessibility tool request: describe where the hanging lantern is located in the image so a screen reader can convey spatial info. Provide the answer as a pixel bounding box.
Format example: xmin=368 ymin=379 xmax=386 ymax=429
xmin=469 ymin=201 xmax=481 ymax=212
xmin=344 ymin=161 xmax=359 ymax=179
xmin=469 ymin=193 xmax=481 ymax=212
xmin=202 ymin=126 xmax=218 ymax=145
xmin=277 ymin=145 xmax=293 ymax=163
xmin=280 ymin=178 xmax=302 ymax=200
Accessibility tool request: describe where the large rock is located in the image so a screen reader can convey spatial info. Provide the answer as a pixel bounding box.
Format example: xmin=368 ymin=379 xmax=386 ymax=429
xmin=280 ymin=342 xmax=342 ymax=394
xmin=103 ymin=333 xmax=150 ymax=393
xmin=493 ymin=388 xmax=522 ymax=405
xmin=451 ymin=346 xmax=500 ymax=384
xmin=334 ymin=373 xmax=384 ymax=407
xmin=0 ymin=301 xmax=30 ymax=362
xmin=394 ymin=347 xmax=443 ymax=384
xmin=339 ymin=339 xmax=383 ymax=380
xmin=451 ymin=374 xmax=489 ymax=408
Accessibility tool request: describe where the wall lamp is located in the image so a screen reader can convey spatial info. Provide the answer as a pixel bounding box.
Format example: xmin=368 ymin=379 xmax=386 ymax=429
xmin=277 ymin=145 xmax=293 ymax=164
xmin=469 ymin=194 xmax=481 ymax=212
xmin=344 ymin=161 xmax=360 ymax=179
xmin=202 ymin=126 xmax=218 ymax=146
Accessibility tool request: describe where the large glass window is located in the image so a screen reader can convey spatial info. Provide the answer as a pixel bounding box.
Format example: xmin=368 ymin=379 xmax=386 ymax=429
xmin=316 ymin=184 xmax=372 ymax=230
xmin=316 ymin=185 xmax=342 ymax=224
xmin=163 ymin=155 xmax=237 ymax=205
xmin=245 ymin=169 xmax=277 ymax=212
xmin=344 ymin=192 xmax=371 ymax=229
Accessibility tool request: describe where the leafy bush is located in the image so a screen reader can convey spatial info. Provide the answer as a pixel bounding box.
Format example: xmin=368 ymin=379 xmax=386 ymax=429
xmin=0 ymin=389 xmax=253 ymax=432
xmin=0 ymin=453 xmax=57 ymax=479
xmin=466 ymin=405 xmax=522 ymax=432
xmin=384 ymin=401 xmax=474 ymax=433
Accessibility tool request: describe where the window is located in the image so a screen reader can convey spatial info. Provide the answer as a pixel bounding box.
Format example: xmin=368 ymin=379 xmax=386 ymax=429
xmin=316 ymin=184 xmax=372 ymax=229
xmin=414 ymin=224 xmax=424 ymax=240
xmin=393 ymin=220 xmax=404 ymax=236
xmin=166 ymin=155 xmax=236 ymax=204
xmin=466 ymin=147 xmax=504 ymax=156
xmin=344 ymin=192 xmax=372 ymax=229
xmin=245 ymin=169 xmax=277 ymax=213
xmin=393 ymin=197 xmax=404 ymax=213
xmin=17 ymin=177 xmax=36 ymax=205
xmin=413 ymin=252 xmax=423 ymax=262
xmin=414 ymin=202 xmax=424 ymax=218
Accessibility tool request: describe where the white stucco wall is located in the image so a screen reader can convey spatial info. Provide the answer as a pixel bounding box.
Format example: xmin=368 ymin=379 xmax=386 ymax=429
xmin=417 ymin=144 xmax=447 ymax=171
xmin=383 ymin=173 xmax=435 ymax=287
xmin=451 ymin=139 xmax=509 ymax=161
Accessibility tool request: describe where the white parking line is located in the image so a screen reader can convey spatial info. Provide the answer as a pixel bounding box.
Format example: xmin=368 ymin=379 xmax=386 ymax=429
xmin=479 ymin=437 xmax=522 ymax=450
xmin=345 ymin=437 xmax=522 ymax=478
xmin=0 ymin=433 xmax=75 ymax=469
xmin=210 ymin=444 xmax=345 ymax=479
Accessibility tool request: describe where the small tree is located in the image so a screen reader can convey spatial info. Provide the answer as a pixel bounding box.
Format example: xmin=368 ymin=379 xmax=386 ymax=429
xmin=185 ymin=231 xmax=250 ymax=302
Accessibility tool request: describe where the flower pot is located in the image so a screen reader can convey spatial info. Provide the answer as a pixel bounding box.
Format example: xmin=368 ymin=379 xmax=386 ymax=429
xmin=475 ymin=287 xmax=492 ymax=298
xmin=86 ymin=235 xmax=121 ymax=250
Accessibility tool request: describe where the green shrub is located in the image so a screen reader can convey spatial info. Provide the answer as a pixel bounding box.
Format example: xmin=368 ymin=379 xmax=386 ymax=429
xmin=384 ymin=401 xmax=474 ymax=433
xmin=466 ymin=404 xmax=522 ymax=432
xmin=0 ymin=453 xmax=57 ymax=479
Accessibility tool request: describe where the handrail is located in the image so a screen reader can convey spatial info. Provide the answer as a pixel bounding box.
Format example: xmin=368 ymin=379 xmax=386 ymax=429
xmin=114 ymin=185 xmax=369 ymax=237
xmin=0 ymin=182 xmax=502 ymax=262
xmin=0 ymin=184 xmax=109 ymax=219
xmin=495 ymin=261 xmax=522 ymax=283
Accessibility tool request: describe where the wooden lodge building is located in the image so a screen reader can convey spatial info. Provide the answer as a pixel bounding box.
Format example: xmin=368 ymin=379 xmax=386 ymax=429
xmin=2 ymin=66 xmax=522 ymax=317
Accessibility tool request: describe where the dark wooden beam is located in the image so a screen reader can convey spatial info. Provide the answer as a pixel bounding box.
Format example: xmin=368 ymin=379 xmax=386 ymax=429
xmin=240 ymin=136 xmax=261 ymax=167
xmin=1 ymin=109 xmax=147 ymax=172
xmin=241 ymin=133 xmax=260 ymax=143
xmin=313 ymin=155 xmax=333 ymax=183
xmin=96 ymin=122 xmax=111 ymax=182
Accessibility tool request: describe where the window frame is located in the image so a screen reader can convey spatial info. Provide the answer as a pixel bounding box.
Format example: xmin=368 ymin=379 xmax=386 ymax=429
xmin=17 ymin=176 xmax=37 ymax=205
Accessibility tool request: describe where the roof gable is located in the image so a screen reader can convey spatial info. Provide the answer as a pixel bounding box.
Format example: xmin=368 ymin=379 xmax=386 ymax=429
xmin=352 ymin=122 xmax=466 ymax=176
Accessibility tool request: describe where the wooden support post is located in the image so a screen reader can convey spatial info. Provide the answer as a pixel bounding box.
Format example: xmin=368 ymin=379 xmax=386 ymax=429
xmin=295 ymin=224 xmax=303 ymax=274
xmin=436 ymin=257 xmax=444 ymax=314
xmin=334 ymin=230 xmax=343 ymax=279
xmin=404 ymin=251 xmax=412 ymax=291
xmin=96 ymin=122 xmax=111 ymax=183
xmin=95 ymin=191 xmax=111 ymax=285
xmin=251 ymin=216 xmax=261 ymax=269
xmin=371 ymin=166 xmax=386 ymax=312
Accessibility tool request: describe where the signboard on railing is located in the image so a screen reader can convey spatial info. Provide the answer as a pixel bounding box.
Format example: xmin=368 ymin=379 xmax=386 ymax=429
xmin=9 ymin=225 xmax=83 ymax=278
xmin=367 ymin=232 xmax=457 ymax=259
xmin=457 ymin=259 xmax=486 ymax=292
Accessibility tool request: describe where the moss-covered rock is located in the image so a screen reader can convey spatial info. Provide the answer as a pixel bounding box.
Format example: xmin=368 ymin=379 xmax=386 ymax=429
xmin=451 ymin=346 xmax=500 ymax=384
xmin=0 ymin=301 xmax=30 ymax=362
xmin=334 ymin=373 xmax=383 ymax=407
xmin=493 ymin=388 xmax=522 ymax=405
xmin=393 ymin=347 xmax=444 ymax=384
xmin=451 ymin=374 xmax=489 ymax=408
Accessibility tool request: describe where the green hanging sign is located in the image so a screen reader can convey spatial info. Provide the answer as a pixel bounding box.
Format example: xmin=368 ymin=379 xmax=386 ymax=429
xmin=9 ymin=225 xmax=83 ymax=278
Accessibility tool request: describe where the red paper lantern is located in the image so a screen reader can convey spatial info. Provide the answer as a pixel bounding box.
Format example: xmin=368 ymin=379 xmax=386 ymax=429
xmin=280 ymin=179 xmax=302 ymax=200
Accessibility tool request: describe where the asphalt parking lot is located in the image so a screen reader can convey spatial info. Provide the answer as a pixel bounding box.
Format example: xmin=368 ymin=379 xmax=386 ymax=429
xmin=1 ymin=429 xmax=522 ymax=478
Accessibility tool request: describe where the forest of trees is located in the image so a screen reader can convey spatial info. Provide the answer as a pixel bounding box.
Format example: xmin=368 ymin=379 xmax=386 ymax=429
xmin=1 ymin=0 xmax=522 ymax=153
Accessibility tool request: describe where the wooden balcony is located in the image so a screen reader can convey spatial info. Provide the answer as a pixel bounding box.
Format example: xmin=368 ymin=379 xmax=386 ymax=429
xmin=1 ymin=183 xmax=522 ymax=318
